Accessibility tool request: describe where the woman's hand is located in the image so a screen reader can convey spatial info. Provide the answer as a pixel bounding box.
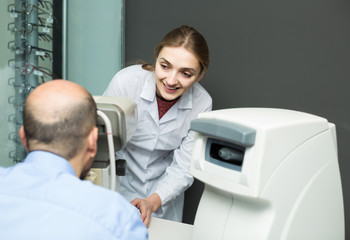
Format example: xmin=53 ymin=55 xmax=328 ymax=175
xmin=131 ymin=193 xmax=162 ymax=227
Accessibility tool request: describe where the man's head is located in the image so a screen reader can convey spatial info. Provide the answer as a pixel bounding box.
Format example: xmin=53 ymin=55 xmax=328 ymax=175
xmin=19 ymin=80 xmax=98 ymax=178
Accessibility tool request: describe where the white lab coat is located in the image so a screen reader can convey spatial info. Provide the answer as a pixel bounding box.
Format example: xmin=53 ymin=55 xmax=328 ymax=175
xmin=103 ymin=65 xmax=212 ymax=222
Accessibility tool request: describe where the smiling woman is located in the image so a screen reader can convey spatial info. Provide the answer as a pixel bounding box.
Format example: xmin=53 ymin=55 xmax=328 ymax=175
xmin=103 ymin=25 xmax=212 ymax=227
xmin=155 ymin=46 xmax=202 ymax=101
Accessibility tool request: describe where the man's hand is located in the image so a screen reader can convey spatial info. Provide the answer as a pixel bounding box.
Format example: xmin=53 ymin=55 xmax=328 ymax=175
xmin=131 ymin=193 xmax=162 ymax=227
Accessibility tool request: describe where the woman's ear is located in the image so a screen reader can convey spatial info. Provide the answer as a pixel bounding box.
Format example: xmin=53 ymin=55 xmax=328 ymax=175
xmin=19 ymin=126 xmax=29 ymax=151
xmin=196 ymin=70 xmax=206 ymax=82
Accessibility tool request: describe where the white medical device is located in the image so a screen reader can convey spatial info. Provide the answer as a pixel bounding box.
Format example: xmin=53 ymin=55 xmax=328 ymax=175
xmin=148 ymin=108 xmax=344 ymax=240
xmin=189 ymin=108 xmax=344 ymax=240
xmin=85 ymin=96 xmax=137 ymax=191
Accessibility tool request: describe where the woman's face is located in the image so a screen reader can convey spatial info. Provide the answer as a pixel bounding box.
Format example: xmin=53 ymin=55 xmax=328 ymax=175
xmin=155 ymin=46 xmax=203 ymax=101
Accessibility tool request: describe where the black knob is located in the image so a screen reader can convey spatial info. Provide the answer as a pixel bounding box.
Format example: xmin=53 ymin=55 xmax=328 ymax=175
xmin=116 ymin=159 xmax=126 ymax=176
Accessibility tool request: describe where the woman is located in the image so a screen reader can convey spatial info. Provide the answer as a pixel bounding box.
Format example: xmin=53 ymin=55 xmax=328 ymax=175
xmin=103 ymin=25 xmax=212 ymax=227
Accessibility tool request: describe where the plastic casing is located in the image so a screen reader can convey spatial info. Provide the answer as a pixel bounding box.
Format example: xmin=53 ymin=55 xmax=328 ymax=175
xmin=190 ymin=108 xmax=344 ymax=240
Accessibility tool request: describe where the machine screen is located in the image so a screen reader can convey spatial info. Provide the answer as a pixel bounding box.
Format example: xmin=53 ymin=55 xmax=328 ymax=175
xmin=205 ymin=138 xmax=245 ymax=172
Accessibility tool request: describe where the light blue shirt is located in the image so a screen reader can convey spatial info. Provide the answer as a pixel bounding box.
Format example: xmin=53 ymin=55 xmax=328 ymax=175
xmin=0 ymin=151 xmax=148 ymax=240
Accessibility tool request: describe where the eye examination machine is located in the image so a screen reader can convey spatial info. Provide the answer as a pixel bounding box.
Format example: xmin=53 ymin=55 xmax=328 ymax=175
xmin=85 ymin=96 xmax=137 ymax=191
xmin=148 ymin=108 xmax=344 ymax=240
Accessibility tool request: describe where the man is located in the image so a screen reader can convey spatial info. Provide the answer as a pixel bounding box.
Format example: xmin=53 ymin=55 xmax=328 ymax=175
xmin=0 ymin=80 xmax=148 ymax=240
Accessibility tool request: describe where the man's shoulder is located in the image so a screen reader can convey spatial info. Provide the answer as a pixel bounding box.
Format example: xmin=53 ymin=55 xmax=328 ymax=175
xmin=51 ymin=177 xmax=145 ymax=232
xmin=59 ymin=176 xmax=133 ymax=212
xmin=0 ymin=166 xmax=147 ymax=239
xmin=0 ymin=166 xmax=7 ymax=175
xmin=71 ymin=181 xmax=146 ymax=237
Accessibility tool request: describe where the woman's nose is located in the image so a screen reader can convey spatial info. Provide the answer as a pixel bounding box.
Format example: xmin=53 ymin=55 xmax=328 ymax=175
xmin=167 ymin=71 xmax=177 ymax=85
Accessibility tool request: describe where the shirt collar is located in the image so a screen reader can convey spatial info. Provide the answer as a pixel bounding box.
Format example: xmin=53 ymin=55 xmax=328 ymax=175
xmin=177 ymin=85 xmax=193 ymax=109
xmin=140 ymin=71 xmax=156 ymax=102
xmin=24 ymin=151 xmax=76 ymax=177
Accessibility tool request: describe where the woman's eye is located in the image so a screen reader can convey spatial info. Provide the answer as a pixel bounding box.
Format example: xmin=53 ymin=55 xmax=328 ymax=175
xmin=183 ymin=72 xmax=192 ymax=78
xmin=160 ymin=64 xmax=168 ymax=70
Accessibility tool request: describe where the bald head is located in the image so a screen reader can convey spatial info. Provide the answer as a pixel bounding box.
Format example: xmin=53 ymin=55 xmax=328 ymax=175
xmin=27 ymin=80 xmax=91 ymax=124
xmin=23 ymin=80 xmax=97 ymax=159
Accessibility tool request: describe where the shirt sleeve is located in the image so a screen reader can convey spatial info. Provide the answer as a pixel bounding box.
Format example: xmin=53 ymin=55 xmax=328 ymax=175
xmin=154 ymin=94 xmax=212 ymax=209
xmin=117 ymin=207 xmax=149 ymax=240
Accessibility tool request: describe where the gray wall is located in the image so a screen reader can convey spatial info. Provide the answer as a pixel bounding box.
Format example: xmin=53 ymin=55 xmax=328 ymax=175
xmin=124 ymin=0 xmax=350 ymax=236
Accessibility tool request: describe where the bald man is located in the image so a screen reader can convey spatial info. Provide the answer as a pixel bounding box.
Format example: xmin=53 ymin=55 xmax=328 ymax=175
xmin=0 ymin=80 xmax=148 ymax=240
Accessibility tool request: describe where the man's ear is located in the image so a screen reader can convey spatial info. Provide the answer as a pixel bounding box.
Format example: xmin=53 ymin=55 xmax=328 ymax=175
xmin=19 ymin=126 xmax=29 ymax=151
xmin=87 ymin=127 xmax=98 ymax=158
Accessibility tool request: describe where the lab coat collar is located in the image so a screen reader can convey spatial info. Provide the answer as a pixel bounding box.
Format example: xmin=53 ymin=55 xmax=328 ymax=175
xmin=140 ymin=72 xmax=158 ymax=124
xmin=140 ymin=72 xmax=194 ymax=109
xmin=177 ymin=86 xmax=193 ymax=110
xmin=140 ymin=72 xmax=194 ymax=124
xmin=140 ymin=71 xmax=156 ymax=102
xmin=159 ymin=87 xmax=193 ymax=124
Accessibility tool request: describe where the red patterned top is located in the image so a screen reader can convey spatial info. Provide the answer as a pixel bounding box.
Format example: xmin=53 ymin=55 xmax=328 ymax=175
xmin=157 ymin=96 xmax=178 ymax=119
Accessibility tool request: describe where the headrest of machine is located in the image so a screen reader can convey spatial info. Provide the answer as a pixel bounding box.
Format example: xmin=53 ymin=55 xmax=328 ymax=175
xmin=93 ymin=96 xmax=137 ymax=163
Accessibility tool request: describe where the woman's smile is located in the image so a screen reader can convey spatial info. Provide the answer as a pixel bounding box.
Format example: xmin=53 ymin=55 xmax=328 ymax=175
xmin=155 ymin=46 xmax=202 ymax=101
xmin=163 ymin=82 xmax=180 ymax=92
